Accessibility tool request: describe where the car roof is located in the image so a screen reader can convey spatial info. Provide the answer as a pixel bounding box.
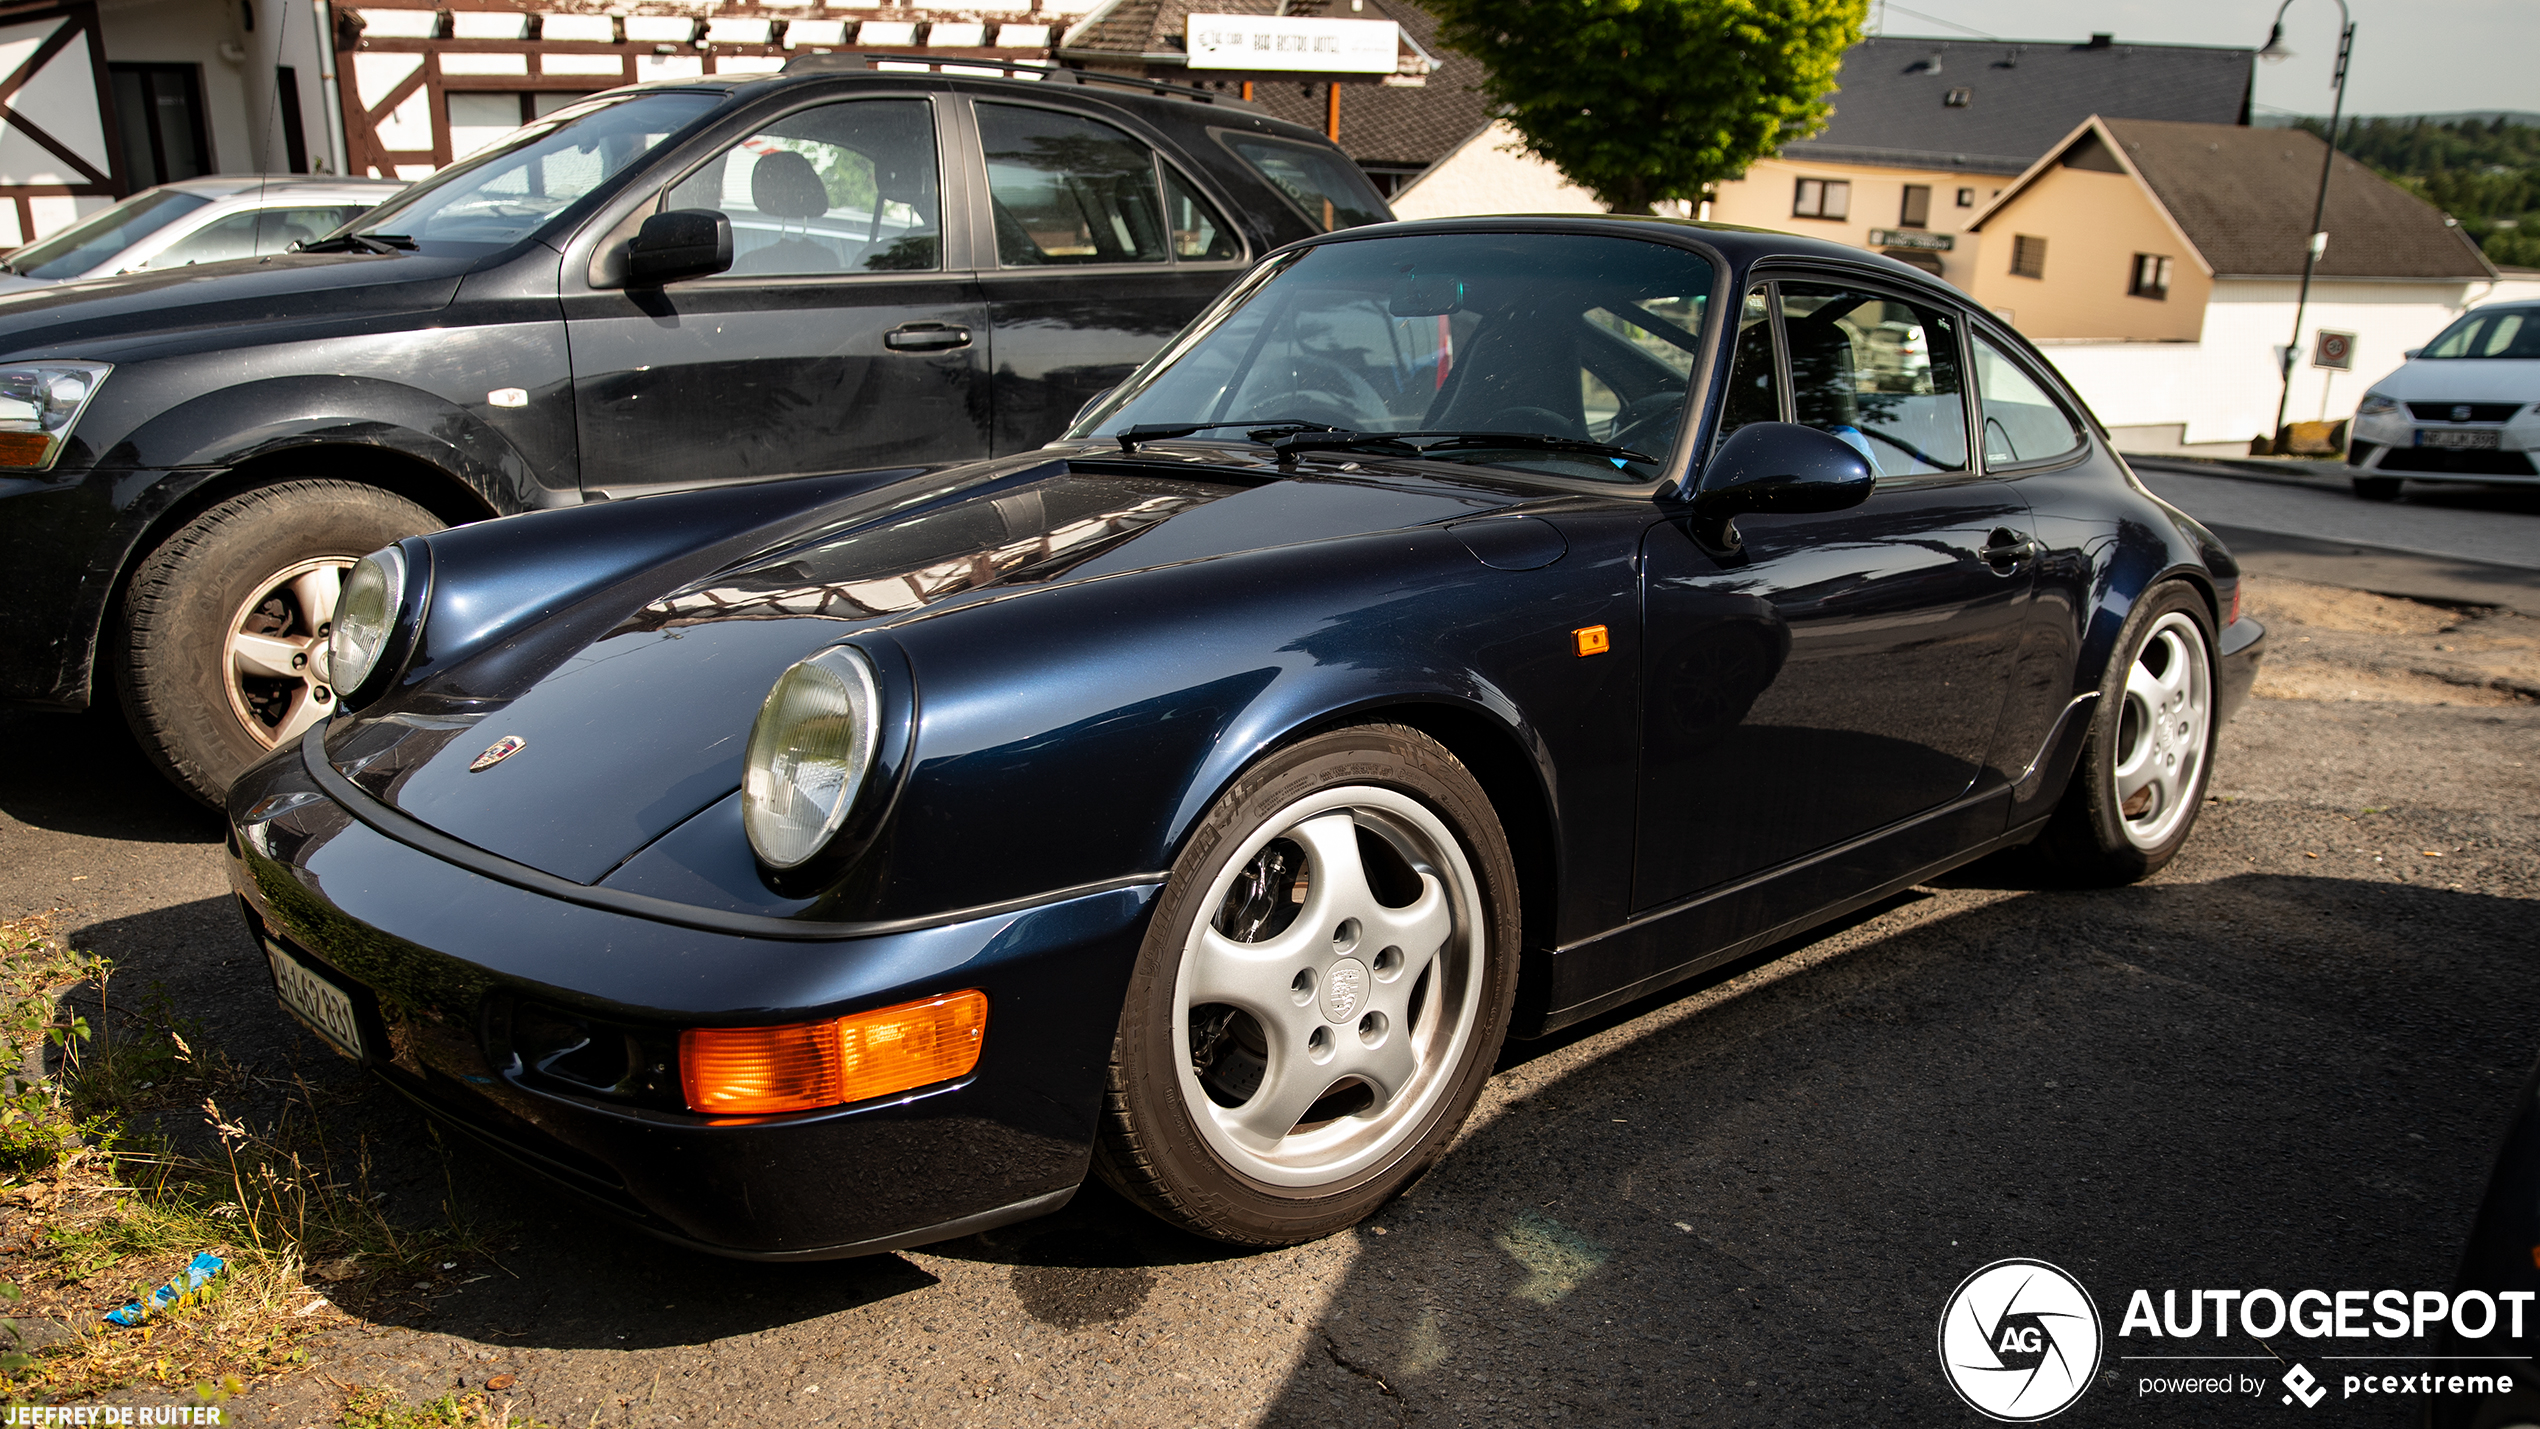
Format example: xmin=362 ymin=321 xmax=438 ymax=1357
xmin=151 ymin=175 xmax=405 ymax=199
xmin=1287 ymin=213 xmax=1972 ymax=294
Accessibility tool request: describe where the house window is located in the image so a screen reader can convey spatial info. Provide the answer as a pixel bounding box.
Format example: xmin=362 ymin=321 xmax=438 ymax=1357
xmin=1792 ymin=178 xmax=1850 ymax=220
xmin=109 ymin=63 xmax=211 ymax=189
xmin=2011 ymin=234 xmax=2047 ymax=279
xmin=2129 ymin=252 xmax=2173 ymax=300
xmin=1956 ymin=187 xmax=1975 ymax=207
xmin=1899 ymin=184 xmax=1931 ymax=228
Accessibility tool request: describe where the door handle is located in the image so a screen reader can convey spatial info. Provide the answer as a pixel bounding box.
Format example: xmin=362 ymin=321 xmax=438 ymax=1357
xmin=884 ymin=322 xmax=972 ymax=352
xmin=1981 ymin=528 xmax=2037 ymax=571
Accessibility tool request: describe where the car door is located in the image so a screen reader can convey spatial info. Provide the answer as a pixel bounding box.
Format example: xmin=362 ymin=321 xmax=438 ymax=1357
xmin=963 ymin=97 xmax=1248 ymax=454
xmin=561 ymin=92 xmax=991 ymax=494
xmin=1633 ymin=274 xmax=2039 ymax=915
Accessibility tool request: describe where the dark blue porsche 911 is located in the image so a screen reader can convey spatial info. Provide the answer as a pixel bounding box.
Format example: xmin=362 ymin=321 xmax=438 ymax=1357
xmin=226 ymin=216 xmax=2263 ymax=1258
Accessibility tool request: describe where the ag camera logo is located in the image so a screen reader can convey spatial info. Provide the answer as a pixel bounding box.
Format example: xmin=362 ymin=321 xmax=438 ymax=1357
xmin=1940 ymin=1259 xmax=2103 ymax=1421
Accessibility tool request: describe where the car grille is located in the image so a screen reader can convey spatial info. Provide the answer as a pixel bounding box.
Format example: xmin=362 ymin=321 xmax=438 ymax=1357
xmin=2407 ymin=401 xmax=2525 ymax=423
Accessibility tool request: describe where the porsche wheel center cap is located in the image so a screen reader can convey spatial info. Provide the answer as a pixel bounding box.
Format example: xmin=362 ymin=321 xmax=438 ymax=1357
xmin=1321 ymin=958 xmax=1369 ymax=1023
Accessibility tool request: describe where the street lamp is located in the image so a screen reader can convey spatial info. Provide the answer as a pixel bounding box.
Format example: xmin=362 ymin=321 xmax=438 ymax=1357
xmin=2259 ymin=0 xmax=2355 ymax=455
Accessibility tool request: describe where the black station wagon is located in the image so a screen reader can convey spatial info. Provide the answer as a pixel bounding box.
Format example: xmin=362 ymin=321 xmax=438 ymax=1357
xmin=0 ymin=58 xmax=1383 ymax=804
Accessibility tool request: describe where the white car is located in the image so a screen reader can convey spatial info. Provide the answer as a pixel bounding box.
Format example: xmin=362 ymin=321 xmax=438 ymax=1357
xmin=0 ymin=176 xmax=405 ymax=291
xmin=2346 ymin=300 xmax=2540 ymax=500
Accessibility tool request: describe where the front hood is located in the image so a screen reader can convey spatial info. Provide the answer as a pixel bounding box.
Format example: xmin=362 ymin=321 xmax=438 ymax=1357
xmin=0 ymin=252 xmax=472 ymax=360
xmin=2370 ymin=358 xmax=2540 ymax=404
xmin=326 ymin=450 xmax=1527 ymax=884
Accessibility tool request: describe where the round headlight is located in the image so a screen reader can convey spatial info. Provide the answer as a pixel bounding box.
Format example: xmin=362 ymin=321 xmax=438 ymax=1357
xmin=742 ymin=646 xmax=880 ymax=869
xmin=327 ymin=545 xmax=406 ymax=701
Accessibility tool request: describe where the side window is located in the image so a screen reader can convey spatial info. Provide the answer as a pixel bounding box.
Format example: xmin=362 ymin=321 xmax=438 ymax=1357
xmin=979 ymin=103 xmax=1168 ymax=266
xmin=1973 ymin=335 xmax=2084 ymax=466
xmin=663 ymin=99 xmax=941 ymax=277
xmin=1220 ymin=134 xmax=1389 ymax=233
xmin=1161 ymin=167 xmax=1239 ymax=262
xmin=1714 ymin=287 xmax=1780 ymax=447
xmin=1779 ymin=281 xmax=1968 ymax=477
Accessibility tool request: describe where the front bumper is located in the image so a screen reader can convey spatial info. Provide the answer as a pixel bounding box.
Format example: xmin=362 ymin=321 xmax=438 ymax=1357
xmin=2349 ymin=414 xmax=2540 ymax=482
xmin=225 ymin=742 xmax=1158 ymax=1260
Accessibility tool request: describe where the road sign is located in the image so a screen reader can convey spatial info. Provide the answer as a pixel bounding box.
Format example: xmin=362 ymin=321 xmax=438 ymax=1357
xmin=2312 ymin=329 xmax=2357 ymax=370
xmin=1186 ymin=14 xmax=1399 ymax=72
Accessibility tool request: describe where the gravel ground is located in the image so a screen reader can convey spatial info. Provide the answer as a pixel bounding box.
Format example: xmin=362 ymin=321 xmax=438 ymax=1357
xmin=0 ymin=574 xmax=2533 ymax=1428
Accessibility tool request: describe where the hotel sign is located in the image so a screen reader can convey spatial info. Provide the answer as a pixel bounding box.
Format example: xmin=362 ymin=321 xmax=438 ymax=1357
xmin=1185 ymin=14 xmax=1401 ymax=73
xmin=1868 ymin=228 xmax=1954 ymax=251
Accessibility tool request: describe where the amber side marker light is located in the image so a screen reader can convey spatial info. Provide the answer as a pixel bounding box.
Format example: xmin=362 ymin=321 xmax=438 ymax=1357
xmin=679 ymin=991 xmax=987 ymax=1116
xmin=1573 ymin=624 xmax=1611 ymax=657
xmin=0 ymin=432 xmax=50 ymax=467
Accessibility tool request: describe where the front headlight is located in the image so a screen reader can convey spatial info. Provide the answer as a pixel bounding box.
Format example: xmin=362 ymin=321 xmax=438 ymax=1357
xmin=327 ymin=545 xmax=407 ymax=704
xmin=742 ymin=646 xmax=880 ymax=869
xmin=2357 ymin=392 xmax=2400 ymax=417
xmin=0 ymin=361 xmax=111 ymax=470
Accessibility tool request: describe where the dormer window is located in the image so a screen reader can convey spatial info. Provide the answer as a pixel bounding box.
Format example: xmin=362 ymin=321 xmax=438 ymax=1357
xmin=1945 ymin=88 xmax=1972 ymax=107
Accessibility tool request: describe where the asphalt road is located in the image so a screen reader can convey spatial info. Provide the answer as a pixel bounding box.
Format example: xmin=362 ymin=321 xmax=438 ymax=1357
xmin=0 ymin=476 xmax=2533 ymax=1428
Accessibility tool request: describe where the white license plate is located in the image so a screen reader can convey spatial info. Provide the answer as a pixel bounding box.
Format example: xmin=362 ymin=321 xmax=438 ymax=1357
xmin=2417 ymin=428 xmax=2502 ymax=450
xmin=265 ymin=939 xmax=366 ymax=1060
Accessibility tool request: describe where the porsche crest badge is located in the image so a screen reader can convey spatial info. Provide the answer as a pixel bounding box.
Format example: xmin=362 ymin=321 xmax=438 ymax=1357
xmin=468 ymin=735 xmax=527 ymax=772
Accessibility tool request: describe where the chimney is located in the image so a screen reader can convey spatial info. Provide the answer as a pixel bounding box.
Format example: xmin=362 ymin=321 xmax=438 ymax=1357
xmin=2087 ymin=32 xmax=2113 ymax=48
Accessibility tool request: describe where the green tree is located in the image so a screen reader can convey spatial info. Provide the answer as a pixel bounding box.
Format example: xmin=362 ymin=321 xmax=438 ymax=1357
xmin=1425 ymin=0 xmax=1867 ymax=214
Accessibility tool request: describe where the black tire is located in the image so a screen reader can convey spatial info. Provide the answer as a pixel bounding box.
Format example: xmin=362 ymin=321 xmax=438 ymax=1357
xmin=1094 ymin=725 xmax=1520 ymax=1246
xmin=2351 ymin=476 xmax=2402 ymax=501
xmin=116 ymin=480 xmax=442 ymax=806
xmin=2029 ymin=581 xmax=2220 ymax=886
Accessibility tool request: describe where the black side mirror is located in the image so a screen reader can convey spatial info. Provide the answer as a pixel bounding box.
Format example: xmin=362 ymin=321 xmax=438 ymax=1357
xmin=621 ymin=209 xmax=732 ymax=286
xmin=1679 ymin=421 xmax=1875 ymax=550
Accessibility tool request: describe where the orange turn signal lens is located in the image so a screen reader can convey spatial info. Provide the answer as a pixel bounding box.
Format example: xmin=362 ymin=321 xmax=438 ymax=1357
xmin=1572 ymin=624 xmax=1610 ymax=657
xmin=0 ymin=432 xmax=53 ymax=469
xmin=679 ymin=991 xmax=987 ymax=1116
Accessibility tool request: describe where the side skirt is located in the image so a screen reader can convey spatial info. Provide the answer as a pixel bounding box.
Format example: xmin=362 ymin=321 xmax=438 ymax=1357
xmin=1522 ymin=802 xmax=2049 ymax=1036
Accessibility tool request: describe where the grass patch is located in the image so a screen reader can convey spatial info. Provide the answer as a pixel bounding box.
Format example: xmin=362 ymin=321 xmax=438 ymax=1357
xmin=341 ymin=1384 xmax=547 ymax=1428
xmin=0 ymin=912 xmax=504 ymax=1410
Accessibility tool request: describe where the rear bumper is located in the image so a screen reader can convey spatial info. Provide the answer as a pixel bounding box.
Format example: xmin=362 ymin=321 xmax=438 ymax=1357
xmin=2216 ymin=614 xmax=2263 ymax=729
xmin=226 ymin=743 xmax=1157 ymax=1260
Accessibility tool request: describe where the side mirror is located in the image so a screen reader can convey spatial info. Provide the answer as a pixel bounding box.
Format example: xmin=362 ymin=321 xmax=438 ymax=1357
xmin=2402 ymin=347 xmax=2424 ymax=360
xmin=621 ymin=209 xmax=732 ymax=286
xmin=1679 ymin=422 xmax=1875 ymax=550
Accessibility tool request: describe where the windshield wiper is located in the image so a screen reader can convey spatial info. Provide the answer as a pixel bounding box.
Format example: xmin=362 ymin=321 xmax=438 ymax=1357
xmin=1115 ymin=420 xmax=1342 ymax=454
xmin=289 ymin=233 xmax=417 ymax=255
xmin=1267 ymin=429 xmax=1656 ymax=467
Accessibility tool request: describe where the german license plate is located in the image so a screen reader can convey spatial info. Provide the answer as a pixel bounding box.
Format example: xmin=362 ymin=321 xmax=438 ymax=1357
xmin=265 ymin=938 xmax=365 ymax=1060
xmin=2417 ymin=428 xmax=2501 ymax=450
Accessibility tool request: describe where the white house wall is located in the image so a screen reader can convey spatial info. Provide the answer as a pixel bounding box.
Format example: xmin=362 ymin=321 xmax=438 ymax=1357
xmin=1387 ymin=120 xmax=1602 ymax=221
xmin=2034 ymin=277 xmax=2503 ymax=453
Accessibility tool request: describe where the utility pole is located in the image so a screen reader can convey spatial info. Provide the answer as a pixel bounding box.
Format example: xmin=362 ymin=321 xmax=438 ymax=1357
xmin=2260 ymin=0 xmax=2354 ymax=453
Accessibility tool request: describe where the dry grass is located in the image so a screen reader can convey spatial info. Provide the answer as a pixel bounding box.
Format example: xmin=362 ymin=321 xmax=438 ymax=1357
xmin=0 ymin=911 xmax=502 ymax=1410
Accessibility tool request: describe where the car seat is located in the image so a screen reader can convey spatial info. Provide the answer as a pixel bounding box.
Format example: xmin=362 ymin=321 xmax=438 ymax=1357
xmin=733 ymin=149 xmax=838 ymax=275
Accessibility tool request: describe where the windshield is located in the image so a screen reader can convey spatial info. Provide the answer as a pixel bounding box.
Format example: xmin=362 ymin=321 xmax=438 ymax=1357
xmin=1076 ymin=232 xmax=1716 ymax=483
xmin=2420 ymin=307 xmax=2540 ymax=360
xmin=351 ymin=90 xmax=722 ymax=252
xmin=8 ymin=190 xmax=211 ymax=278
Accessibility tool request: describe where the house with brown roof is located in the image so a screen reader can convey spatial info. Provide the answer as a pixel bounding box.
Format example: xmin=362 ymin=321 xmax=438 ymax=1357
xmin=1965 ymin=116 xmax=2526 ymax=454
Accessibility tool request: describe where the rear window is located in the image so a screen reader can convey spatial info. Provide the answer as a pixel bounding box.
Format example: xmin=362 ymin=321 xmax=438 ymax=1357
xmin=1220 ymin=133 xmax=1388 ymax=233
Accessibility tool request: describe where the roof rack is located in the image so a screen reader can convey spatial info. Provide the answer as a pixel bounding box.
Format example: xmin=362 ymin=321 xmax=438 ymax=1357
xmin=781 ymin=51 xmax=1236 ymax=106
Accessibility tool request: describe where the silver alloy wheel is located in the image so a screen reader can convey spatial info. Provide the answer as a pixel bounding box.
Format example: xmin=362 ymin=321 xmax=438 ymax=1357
xmin=222 ymin=556 xmax=350 ymax=750
xmin=1173 ymin=784 xmax=1486 ymax=1189
xmin=2112 ymin=609 xmax=2211 ymax=850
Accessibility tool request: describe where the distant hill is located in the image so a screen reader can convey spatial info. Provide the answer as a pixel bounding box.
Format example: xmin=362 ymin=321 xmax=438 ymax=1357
xmin=2256 ymin=110 xmax=2540 ymax=130
xmin=2254 ymin=112 xmax=2540 ymax=267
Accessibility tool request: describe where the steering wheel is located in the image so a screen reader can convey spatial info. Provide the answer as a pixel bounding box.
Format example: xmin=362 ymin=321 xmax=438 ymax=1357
xmin=1607 ymin=388 xmax=1688 ymax=453
xmin=1287 ymin=355 xmax=1388 ymax=425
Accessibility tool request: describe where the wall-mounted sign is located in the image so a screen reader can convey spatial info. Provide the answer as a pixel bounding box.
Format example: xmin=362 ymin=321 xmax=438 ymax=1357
xmin=2312 ymin=329 xmax=2356 ymax=370
xmin=1186 ymin=14 xmax=1400 ymax=73
xmin=1867 ymin=228 xmax=1954 ymax=251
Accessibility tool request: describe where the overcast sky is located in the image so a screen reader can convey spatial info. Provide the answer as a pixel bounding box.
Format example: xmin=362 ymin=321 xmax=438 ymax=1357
xmin=1864 ymin=0 xmax=2537 ymax=118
